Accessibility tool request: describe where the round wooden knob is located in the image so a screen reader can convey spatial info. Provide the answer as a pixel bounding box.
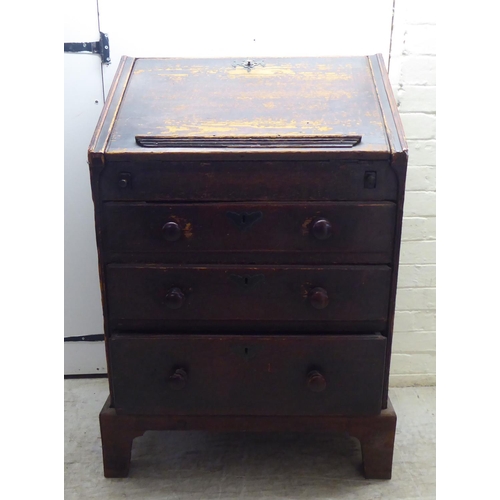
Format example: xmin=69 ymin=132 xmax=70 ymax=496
xmin=168 ymin=368 xmax=188 ymax=390
xmin=311 ymin=218 xmax=333 ymax=240
xmin=165 ymin=287 xmax=185 ymax=309
xmin=162 ymin=221 xmax=182 ymax=241
xmin=307 ymin=370 xmax=326 ymax=392
xmin=309 ymin=287 xmax=329 ymax=309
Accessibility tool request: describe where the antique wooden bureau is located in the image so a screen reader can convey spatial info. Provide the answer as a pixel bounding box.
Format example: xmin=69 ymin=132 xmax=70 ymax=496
xmin=88 ymin=54 xmax=407 ymax=479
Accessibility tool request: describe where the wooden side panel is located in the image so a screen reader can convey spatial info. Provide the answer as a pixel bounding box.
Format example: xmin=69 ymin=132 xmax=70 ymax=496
xmin=102 ymin=201 xmax=396 ymax=264
xmin=369 ymin=54 xmax=408 ymax=156
xmin=88 ymin=56 xmax=136 ymax=158
xmin=109 ymin=334 xmax=387 ymax=416
xmin=370 ymin=55 xmax=409 ymax=408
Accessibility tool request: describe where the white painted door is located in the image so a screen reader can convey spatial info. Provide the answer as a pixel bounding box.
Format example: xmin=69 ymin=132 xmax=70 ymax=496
xmin=64 ymin=0 xmax=107 ymax=375
xmin=98 ymin=0 xmax=396 ymax=94
xmin=65 ymin=0 xmax=395 ymax=375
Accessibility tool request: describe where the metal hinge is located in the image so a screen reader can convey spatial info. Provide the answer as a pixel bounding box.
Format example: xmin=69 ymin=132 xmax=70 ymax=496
xmin=64 ymin=31 xmax=110 ymax=64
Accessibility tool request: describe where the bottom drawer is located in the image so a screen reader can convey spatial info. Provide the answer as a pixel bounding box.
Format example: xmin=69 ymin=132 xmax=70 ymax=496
xmin=110 ymin=334 xmax=387 ymax=416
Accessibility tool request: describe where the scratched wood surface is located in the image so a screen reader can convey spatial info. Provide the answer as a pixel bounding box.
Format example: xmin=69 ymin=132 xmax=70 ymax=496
xmin=89 ymin=55 xmax=407 ymax=480
xmin=107 ymin=57 xmax=389 ymax=154
xmin=99 ymin=159 xmax=397 ymax=201
xmin=109 ymin=334 xmax=387 ymax=416
xmin=101 ymin=201 xmax=396 ymax=264
xmin=105 ymin=264 xmax=392 ymax=331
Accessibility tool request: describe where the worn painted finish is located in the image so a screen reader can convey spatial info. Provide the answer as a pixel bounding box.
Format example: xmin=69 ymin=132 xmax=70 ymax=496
xmin=89 ymin=55 xmax=407 ymax=480
xmin=96 ymin=56 xmax=391 ymax=155
xmin=99 ymin=159 xmax=397 ymax=202
xmin=105 ymin=264 xmax=392 ymax=330
xmin=109 ymin=334 xmax=387 ymax=416
xmin=101 ymin=201 xmax=396 ymax=264
xmin=99 ymin=395 xmax=397 ymax=479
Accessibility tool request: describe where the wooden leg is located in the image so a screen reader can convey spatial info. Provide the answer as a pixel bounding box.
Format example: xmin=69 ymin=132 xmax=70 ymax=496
xmin=349 ymin=403 xmax=397 ymax=479
xmin=98 ymin=396 xmax=397 ymax=479
xmin=359 ymin=430 xmax=396 ymax=479
xmin=99 ymin=397 xmax=143 ymax=478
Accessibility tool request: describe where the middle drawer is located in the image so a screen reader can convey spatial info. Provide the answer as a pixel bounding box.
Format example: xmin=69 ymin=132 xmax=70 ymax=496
xmin=106 ymin=264 xmax=391 ymax=332
xmin=102 ymin=202 xmax=396 ymax=264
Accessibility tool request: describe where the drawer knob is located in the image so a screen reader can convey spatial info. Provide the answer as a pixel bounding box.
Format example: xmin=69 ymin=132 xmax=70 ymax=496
xmin=165 ymin=287 xmax=185 ymax=309
xmin=168 ymin=368 xmax=188 ymax=390
xmin=311 ymin=218 xmax=333 ymax=240
xmin=307 ymin=370 xmax=327 ymax=392
xmin=117 ymin=172 xmax=131 ymax=189
xmin=309 ymin=287 xmax=329 ymax=309
xmin=162 ymin=221 xmax=182 ymax=241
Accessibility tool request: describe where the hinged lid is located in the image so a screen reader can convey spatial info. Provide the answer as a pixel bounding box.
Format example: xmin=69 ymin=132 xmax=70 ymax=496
xmin=90 ymin=55 xmax=406 ymax=158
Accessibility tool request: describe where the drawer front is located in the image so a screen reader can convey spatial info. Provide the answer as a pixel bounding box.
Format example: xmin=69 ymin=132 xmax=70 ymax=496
xmin=106 ymin=264 xmax=391 ymax=332
xmin=110 ymin=334 xmax=387 ymax=416
xmin=99 ymin=160 xmax=397 ymax=202
xmin=103 ymin=202 xmax=396 ymax=264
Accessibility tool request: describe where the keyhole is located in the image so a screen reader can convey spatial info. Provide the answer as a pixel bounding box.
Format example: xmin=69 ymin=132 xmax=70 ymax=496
xmin=244 ymin=277 xmax=249 ymax=285
xmin=244 ymin=347 xmax=249 ymax=355
xmin=242 ymin=214 xmax=247 ymax=223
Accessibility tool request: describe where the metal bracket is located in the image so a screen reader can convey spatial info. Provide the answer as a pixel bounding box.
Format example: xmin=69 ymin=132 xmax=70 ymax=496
xmin=64 ymin=32 xmax=110 ymax=65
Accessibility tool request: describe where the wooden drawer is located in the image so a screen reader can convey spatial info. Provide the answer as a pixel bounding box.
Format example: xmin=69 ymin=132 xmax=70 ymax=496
xmin=109 ymin=334 xmax=387 ymax=416
xmin=106 ymin=264 xmax=391 ymax=332
xmin=102 ymin=201 xmax=396 ymax=264
xmin=98 ymin=159 xmax=398 ymax=202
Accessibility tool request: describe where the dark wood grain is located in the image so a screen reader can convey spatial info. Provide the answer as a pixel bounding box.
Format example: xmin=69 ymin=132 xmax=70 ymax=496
xmin=135 ymin=134 xmax=363 ymax=149
xmin=370 ymin=54 xmax=409 ymax=409
xmin=105 ymin=264 xmax=392 ymax=330
xmin=99 ymin=396 xmax=396 ymax=479
xmin=98 ymin=159 xmax=397 ymax=202
xmin=101 ymin=57 xmax=389 ymax=156
xmin=109 ymin=334 xmax=387 ymax=416
xmin=369 ymin=54 xmax=408 ymax=157
xmin=88 ymin=56 xmax=135 ymax=159
xmin=88 ymin=55 xmax=407 ymax=481
xmin=102 ymin=201 xmax=396 ymax=264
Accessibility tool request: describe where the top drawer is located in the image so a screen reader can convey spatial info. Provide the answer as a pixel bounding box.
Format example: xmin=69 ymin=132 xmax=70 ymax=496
xmin=97 ymin=159 xmax=398 ymax=202
xmin=102 ymin=201 xmax=396 ymax=264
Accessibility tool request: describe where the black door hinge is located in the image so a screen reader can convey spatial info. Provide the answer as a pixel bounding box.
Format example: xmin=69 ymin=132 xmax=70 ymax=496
xmin=64 ymin=334 xmax=105 ymax=342
xmin=64 ymin=31 xmax=110 ymax=65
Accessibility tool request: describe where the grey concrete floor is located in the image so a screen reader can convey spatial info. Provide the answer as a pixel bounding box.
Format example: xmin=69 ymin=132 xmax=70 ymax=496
xmin=65 ymin=378 xmax=435 ymax=499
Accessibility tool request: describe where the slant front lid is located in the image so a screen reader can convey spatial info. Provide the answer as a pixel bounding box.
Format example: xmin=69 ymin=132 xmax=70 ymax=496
xmin=106 ymin=56 xmax=391 ymax=155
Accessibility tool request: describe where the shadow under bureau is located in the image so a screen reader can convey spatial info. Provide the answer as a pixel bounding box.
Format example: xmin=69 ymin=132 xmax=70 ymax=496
xmin=88 ymin=55 xmax=407 ymax=479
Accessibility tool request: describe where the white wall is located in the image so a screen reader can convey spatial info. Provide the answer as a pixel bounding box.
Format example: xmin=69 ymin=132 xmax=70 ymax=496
xmin=389 ymin=0 xmax=436 ymax=387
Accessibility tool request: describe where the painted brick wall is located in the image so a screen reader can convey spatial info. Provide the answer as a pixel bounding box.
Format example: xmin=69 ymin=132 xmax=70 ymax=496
xmin=389 ymin=0 xmax=436 ymax=387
